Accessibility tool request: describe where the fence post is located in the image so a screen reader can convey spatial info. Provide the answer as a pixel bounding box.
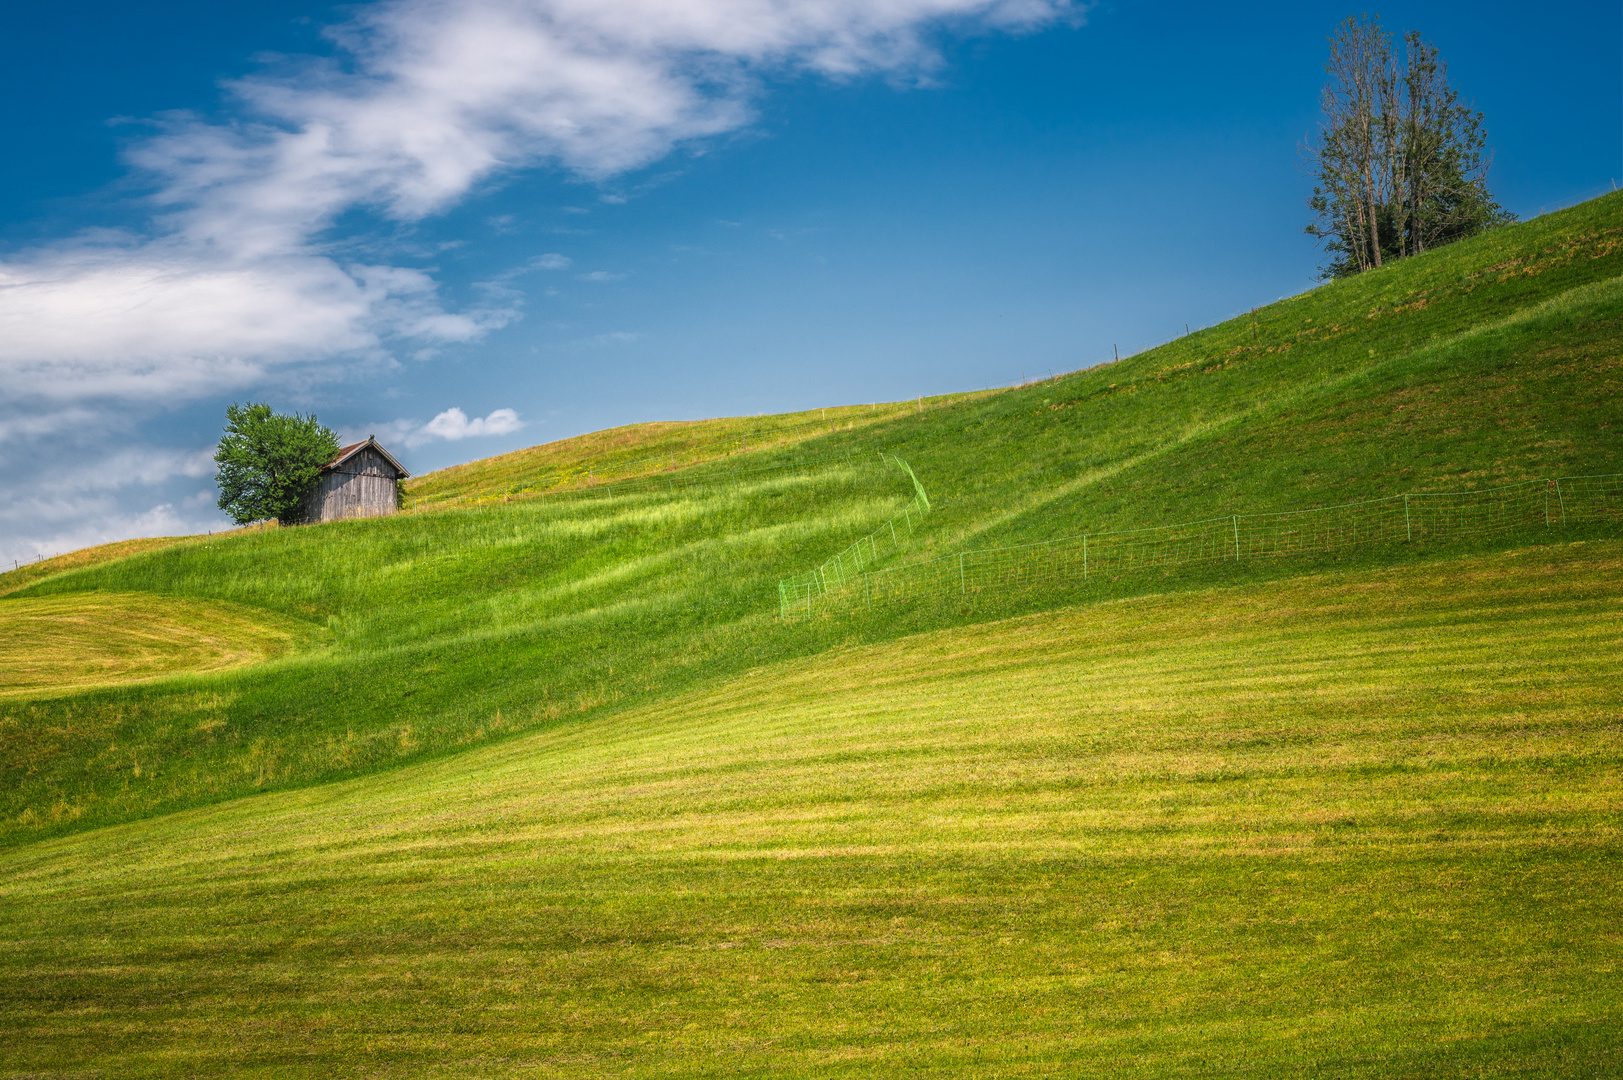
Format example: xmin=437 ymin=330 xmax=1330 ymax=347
xmin=1544 ymin=485 xmax=1551 ymax=527
xmin=959 ymin=552 xmax=966 ymax=595
xmin=1555 ymin=479 xmax=1568 ymax=526
xmin=1404 ymin=495 xmax=1412 ymax=542
xmin=1232 ymin=515 xmax=1240 ymax=561
xmin=1083 ymin=534 xmax=1088 ymax=580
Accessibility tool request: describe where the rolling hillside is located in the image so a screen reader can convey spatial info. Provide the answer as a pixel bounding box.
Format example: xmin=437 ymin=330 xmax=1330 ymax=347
xmin=0 ymin=194 xmax=1620 ymax=1076
xmin=3 ymin=193 xmax=1621 ymax=842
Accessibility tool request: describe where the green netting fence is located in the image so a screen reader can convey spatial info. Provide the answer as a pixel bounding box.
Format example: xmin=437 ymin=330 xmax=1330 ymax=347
xmin=781 ymin=471 xmax=1623 ymax=619
xmin=778 ymin=454 xmax=932 ymax=616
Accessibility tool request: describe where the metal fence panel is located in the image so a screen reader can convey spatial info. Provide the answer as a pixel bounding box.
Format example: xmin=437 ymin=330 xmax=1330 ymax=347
xmin=780 ymin=471 xmax=1622 ymax=620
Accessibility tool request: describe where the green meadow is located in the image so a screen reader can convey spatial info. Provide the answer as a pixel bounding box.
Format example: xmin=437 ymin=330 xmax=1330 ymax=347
xmin=3 ymin=543 xmax=1618 ymax=1076
xmin=1 ymin=193 xmax=1621 ymax=1075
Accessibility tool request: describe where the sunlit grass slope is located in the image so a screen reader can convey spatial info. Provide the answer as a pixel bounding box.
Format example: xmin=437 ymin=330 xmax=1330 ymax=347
xmin=812 ymin=194 xmax=1623 ymax=562
xmin=0 ymin=462 xmax=920 ymax=839
xmin=0 ymin=594 xmax=312 ymax=699
xmin=0 ymin=536 xmax=197 ymax=599
xmin=3 ymin=542 xmax=1618 ymax=1077
xmin=404 ymin=392 xmax=985 ymax=507
xmin=3 ymin=193 xmax=1622 ymax=845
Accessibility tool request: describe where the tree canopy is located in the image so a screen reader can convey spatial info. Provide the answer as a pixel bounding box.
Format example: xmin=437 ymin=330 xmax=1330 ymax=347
xmin=214 ymin=403 xmax=341 ymax=526
xmin=1304 ymin=16 xmax=1513 ymax=279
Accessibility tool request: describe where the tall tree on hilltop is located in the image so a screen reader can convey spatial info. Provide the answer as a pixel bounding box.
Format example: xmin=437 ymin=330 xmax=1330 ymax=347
xmin=1304 ymin=15 xmax=1513 ymax=279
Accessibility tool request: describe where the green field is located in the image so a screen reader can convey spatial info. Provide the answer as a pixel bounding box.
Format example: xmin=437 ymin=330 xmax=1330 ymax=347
xmin=1 ymin=193 xmax=1620 ymax=1075
xmin=3 ymin=543 xmax=1618 ymax=1075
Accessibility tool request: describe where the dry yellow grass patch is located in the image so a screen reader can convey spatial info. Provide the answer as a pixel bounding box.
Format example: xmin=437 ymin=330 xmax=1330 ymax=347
xmin=0 ymin=593 xmax=311 ymax=697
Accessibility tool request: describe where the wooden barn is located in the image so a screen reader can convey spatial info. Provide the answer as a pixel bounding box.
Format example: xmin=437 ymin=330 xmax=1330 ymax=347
xmin=303 ymin=436 xmax=410 ymax=523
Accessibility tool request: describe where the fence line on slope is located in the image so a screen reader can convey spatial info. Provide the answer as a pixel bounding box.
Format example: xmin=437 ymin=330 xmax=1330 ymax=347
xmin=780 ymin=472 xmax=1623 ymax=619
xmin=777 ymin=455 xmax=933 ymax=618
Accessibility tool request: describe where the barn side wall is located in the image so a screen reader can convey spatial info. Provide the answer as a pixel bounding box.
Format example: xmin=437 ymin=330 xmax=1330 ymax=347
xmin=305 ymin=447 xmax=401 ymax=522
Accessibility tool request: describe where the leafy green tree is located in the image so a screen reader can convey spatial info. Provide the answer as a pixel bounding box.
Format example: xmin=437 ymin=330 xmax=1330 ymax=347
xmin=214 ymin=403 xmax=340 ymax=525
xmin=1304 ymin=17 xmax=1513 ymax=279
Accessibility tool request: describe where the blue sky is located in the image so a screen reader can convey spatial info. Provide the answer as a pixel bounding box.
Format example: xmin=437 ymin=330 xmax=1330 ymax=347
xmin=0 ymin=0 xmax=1616 ymax=563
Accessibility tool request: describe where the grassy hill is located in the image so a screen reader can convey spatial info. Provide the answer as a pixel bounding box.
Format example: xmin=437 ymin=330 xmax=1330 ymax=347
xmin=1 ymin=193 xmax=1621 ymax=1075
xmin=402 ymin=392 xmax=986 ymax=509
xmin=4 ymin=193 xmax=1621 ymax=841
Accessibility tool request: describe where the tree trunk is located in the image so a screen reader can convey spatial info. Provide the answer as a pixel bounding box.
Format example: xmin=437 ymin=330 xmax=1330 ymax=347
xmin=1362 ymin=125 xmax=1382 ymax=268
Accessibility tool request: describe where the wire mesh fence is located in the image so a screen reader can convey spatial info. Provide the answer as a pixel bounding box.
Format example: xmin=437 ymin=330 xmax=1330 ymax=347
xmin=782 ymin=472 xmax=1623 ymax=619
xmin=778 ymin=455 xmax=932 ymax=618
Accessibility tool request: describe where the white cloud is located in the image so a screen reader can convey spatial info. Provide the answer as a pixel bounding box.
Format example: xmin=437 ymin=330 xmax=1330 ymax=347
xmin=0 ymin=406 xmax=101 ymax=447
xmin=420 ymin=406 xmax=524 ymax=444
xmin=0 ymin=448 xmax=232 ymax=567
xmin=348 ymin=407 xmax=526 ymax=450
xmin=1 ymin=0 xmax=1078 ymax=407
xmin=58 ymin=447 xmax=219 ymax=492
xmin=0 ymin=500 xmax=224 ymax=569
xmin=531 ymin=253 xmax=573 ymax=269
xmin=0 ymin=0 xmax=1079 ymax=556
xmin=0 ymin=243 xmax=499 ymax=403
xmin=580 ymin=270 xmax=627 ymax=282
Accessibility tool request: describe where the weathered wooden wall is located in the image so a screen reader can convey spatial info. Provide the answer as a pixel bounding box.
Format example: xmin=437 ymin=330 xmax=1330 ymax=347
xmin=305 ymin=447 xmax=400 ymax=522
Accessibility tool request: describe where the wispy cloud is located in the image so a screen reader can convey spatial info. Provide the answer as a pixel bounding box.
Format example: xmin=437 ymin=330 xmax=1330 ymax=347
xmin=0 ymin=0 xmax=1079 ymax=557
xmin=0 ymin=502 xmax=203 ymax=568
xmin=2 ymin=0 xmax=1078 ymax=407
xmin=0 ymin=447 xmax=228 ymax=566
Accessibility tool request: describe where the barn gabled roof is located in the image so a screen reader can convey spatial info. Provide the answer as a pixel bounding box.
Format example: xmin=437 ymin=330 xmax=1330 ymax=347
xmin=322 ymin=436 xmax=410 ymax=478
